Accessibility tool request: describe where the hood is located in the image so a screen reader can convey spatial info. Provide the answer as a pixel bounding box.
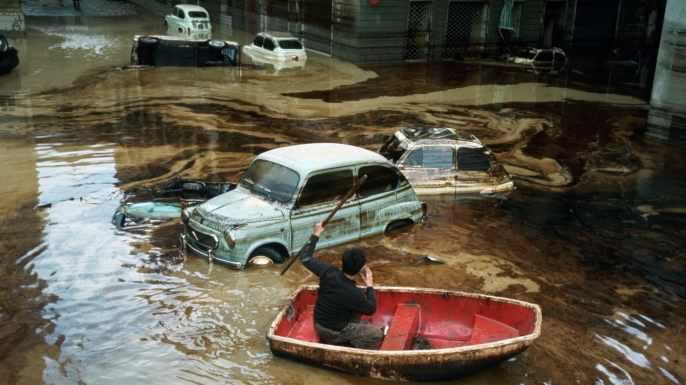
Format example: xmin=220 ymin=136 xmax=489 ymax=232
xmin=195 ymin=186 xmax=286 ymax=225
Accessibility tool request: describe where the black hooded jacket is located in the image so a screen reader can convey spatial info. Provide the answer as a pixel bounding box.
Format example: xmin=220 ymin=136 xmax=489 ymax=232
xmin=298 ymin=235 xmax=376 ymax=331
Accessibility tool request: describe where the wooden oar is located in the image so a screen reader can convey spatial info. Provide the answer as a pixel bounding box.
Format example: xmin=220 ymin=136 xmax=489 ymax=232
xmin=280 ymin=174 xmax=368 ymax=276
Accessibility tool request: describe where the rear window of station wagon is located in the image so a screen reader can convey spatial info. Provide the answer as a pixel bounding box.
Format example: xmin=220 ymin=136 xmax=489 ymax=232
xmin=278 ymin=39 xmax=303 ymax=50
xmin=456 ymin=148 xmax=491 ymax=171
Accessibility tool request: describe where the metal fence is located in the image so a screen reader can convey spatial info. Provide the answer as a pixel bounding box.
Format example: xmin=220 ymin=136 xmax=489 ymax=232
xmin=443 ymin=1 xmax=486 ymax=59
xmin=405 ymin=1 xmax=432 ymax=60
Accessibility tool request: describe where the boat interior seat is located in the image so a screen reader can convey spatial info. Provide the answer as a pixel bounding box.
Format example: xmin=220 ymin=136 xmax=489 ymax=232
xmin=467 ymin=314 xmax=519 ymax=345
xmin=287 ymin=305 xmax=319 ymax=343
xmin=420 ymin=320 xmax=473 ymax=349
xmin=380 ymin=303 xmax=421 ymax=351
xmin=419 ymin=314 xmax=519 ymax=349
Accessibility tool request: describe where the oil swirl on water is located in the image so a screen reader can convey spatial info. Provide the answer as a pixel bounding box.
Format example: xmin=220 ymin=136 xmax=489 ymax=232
xmin=0 ymin=13 xmax=684 ymax=385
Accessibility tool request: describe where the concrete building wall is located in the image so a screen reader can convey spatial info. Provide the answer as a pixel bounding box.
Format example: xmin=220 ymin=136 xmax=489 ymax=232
xmin=518 ymin=0 xmax=545 ymax=44
xmin=0 ymin=0 xmax=25 ymax=32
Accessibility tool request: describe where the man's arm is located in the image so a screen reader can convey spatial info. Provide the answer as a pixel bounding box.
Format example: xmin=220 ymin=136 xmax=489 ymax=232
xmin=298 ymin=223 xmax=332 ymax=277
xmin=356 ymin=287 xmax=377 ymax=315
xmin=349 ymin=266 xmax=377 ymax=315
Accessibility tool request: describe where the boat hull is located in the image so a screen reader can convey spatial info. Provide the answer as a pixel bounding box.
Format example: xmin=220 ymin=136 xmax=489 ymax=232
xmin=267 ymin=286 xmax=542 ymax=381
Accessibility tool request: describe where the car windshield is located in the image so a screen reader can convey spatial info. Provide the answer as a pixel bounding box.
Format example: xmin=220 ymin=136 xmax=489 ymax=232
xmin=239 ymin=159 xmax=300 ymax=203
xmin=277 ymin=39 xmax=303 ymax=50
xmin=189 ymin=11 xmax=208 ymax=18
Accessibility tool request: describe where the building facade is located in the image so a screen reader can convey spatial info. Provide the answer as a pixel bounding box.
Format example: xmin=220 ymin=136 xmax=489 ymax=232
xmin=130 ymin=0 xmax=664 ymax=68
xmin=0 ymin=0 xmax=25 ymax=33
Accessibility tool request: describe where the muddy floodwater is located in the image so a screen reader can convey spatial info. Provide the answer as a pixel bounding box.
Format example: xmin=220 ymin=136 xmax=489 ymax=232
xmin=1 ymin=11 xmax=685 ymax=385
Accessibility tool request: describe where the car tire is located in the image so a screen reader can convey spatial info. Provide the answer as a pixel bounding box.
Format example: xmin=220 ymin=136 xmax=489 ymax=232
xmin=112 ymin=212 xmax=126 ymax=229
xmin=250 ymin=246 xmax=285 ymax=264
xmin=385 ymin=219 xmax=412 ymax=234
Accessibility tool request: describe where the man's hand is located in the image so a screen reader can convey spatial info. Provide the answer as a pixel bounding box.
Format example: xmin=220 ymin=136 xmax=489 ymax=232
xmin=313 ymin=222 xmax=325 ymax=237
xmin=362 ymin=265 xmax=374 ymax=287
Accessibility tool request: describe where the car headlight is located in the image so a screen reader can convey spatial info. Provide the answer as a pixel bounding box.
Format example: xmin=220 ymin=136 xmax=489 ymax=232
xmin=223 ymin=229 xmax=236 ymax=248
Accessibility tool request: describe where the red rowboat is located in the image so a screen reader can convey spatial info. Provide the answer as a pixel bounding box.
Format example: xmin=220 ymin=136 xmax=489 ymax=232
xmin=267 ymin=285 xmax=542 ymax=381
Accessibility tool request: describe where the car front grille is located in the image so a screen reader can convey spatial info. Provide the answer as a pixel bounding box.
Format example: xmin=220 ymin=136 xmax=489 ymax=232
xmin=188 ymin=228 xmax=218 ymax=252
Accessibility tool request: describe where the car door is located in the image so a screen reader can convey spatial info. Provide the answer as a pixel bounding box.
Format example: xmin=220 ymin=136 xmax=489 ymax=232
xmin=247 ymin=34 xmax=264 ymax=60
xmin=357 ymin=164 xmax=402 ymax=237
xmin=289 ymin=168 xmax=360 ymax=252
xmin=455 ymin=146 xmax=494 ymax=193
xmin=398 ymin=145 xmax=457 ymax=196
xmin=262 ymin=37 xmax=277 ymax=61
xmin=174 ymin=7 xmax=186 ymax=36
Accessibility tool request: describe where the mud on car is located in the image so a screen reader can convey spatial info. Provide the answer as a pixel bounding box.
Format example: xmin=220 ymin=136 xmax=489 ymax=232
xmin=180 ymin=143 xmax=425 ymax=268
xmin=380 ymin=127 xmax=514 ymax=197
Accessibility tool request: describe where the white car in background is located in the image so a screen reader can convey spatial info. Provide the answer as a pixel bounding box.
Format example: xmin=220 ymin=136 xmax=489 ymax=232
xmin=164 ymin=4 xmax=212 ymax=40
xmin=242 ymin=32 xmax=307 ymax=70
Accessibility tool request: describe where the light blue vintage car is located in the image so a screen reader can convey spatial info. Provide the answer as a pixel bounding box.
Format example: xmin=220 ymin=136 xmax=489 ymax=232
xmin=180 ymin=143 xmax=425 ymax=268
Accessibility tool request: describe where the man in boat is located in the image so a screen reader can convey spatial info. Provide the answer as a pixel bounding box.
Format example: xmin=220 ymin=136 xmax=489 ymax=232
xmin=298 ymin=222 xmax=384 ymax=349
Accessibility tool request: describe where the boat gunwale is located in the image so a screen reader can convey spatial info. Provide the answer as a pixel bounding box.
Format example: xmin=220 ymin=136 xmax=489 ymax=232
xmin=267 ymin=285 xmax=542 ymax=357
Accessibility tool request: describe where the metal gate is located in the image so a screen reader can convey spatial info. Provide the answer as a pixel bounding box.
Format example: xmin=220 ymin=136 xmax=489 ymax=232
xmin=443 ymin=1 xmax=486 ymax=59
xmin=303 ymin=0 xmax=332 ymax=54
xmin=405 ymin=1 xmax=432 ymax=60
xmin=267 ymin=0 xmax=289 ymax=32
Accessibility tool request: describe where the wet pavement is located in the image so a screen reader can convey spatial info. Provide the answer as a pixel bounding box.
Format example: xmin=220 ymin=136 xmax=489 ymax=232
xmin=1 ymin=8 xmax=685 ymax=385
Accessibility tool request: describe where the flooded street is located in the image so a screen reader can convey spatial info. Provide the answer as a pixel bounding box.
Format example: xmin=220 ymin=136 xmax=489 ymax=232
xmin=1 ymin=8 xmax=685 ymax=385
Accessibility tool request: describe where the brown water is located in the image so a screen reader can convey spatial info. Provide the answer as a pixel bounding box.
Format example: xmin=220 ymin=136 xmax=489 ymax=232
xmin=1 ymin=13 xmax=684 ymax=385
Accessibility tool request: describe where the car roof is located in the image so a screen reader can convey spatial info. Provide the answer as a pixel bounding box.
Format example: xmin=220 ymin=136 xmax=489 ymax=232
xmin=409 ymin=139 xmax=484 ymax=149
xmin=395 ymin=127 xmax=483 ymax=148
xmin=175 ymin=4 xmax=208 ymax=13
xmin=259 ymin=32 xmax=298 ymax=40
xmin=258 ymin=143 xmax=391 ymax=176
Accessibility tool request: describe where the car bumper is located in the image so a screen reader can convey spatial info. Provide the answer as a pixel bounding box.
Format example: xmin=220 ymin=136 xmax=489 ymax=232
xmin=180 ymin=225 xmax=245 ymax=269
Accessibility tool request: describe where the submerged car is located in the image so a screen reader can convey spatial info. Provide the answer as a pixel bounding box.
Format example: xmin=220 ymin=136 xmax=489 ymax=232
xmin=164 ymin=4 xmax=212 ymax=40
xmin=112 ymin=179 xmax=235 ymax=230
xmin=380 ymin=127 xmax=514 ymax=196
xmin=0 ymin=35 xmax=19 ymax=75
xmin=509 ymin=47 xmax=567 ymax=74
xmin=180 ymin=143 xmax=425 ymax=268
xmin=130 ymin=35 xmax=240 ymax=67
xmin=242 ymin=32 xmax=307 ymax=70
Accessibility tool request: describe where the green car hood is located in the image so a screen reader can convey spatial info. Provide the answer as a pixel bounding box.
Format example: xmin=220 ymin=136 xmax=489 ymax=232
xmin=195 ymin=186 xmax=286 ymax=225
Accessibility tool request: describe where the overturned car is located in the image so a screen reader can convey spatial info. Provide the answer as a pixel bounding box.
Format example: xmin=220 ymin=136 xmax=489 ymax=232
xmin=380 ymin=127 xmax=514 ymax=197
xmin=0 ymin=34 xmax=19 ymax=75
xmin=130 ymin=35 xmax=240 ymax=67
xmin=508 ymin=47 xmax=567 ymax=74
xmin=113 ymin=179 xmax=235 ymax=230
xmin=181 ymin=143 xmax=425 ymax=269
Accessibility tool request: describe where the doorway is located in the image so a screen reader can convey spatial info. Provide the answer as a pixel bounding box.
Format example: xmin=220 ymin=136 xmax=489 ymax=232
xmin=405 ymin=1 xmax=433 ymax=60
